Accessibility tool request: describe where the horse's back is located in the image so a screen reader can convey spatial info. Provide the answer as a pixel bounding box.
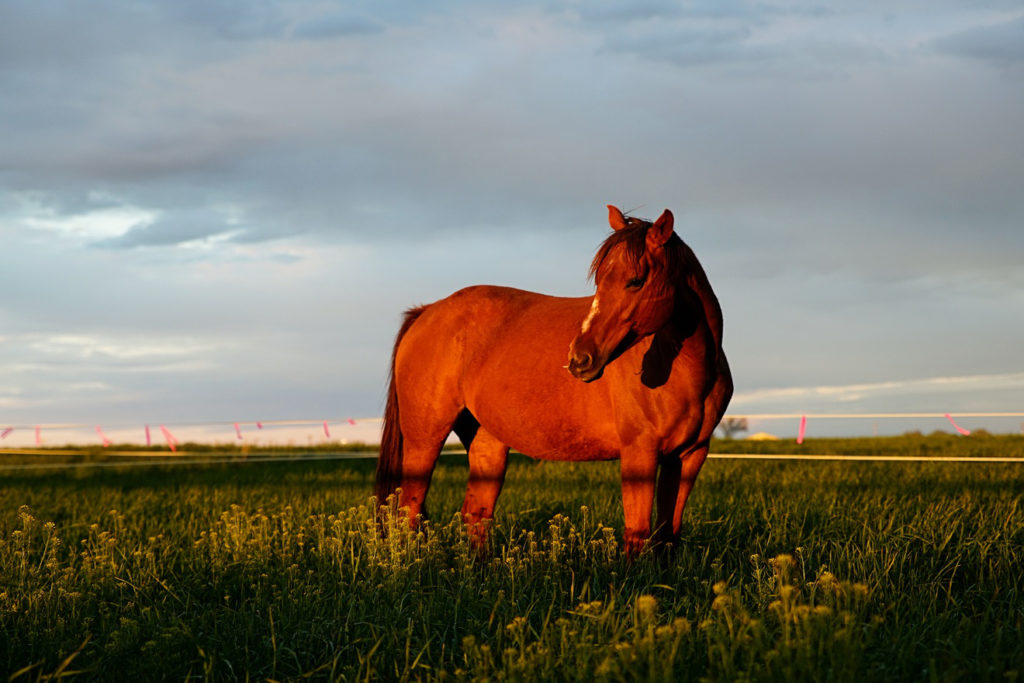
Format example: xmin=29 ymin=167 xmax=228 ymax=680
xmin=396 ymin=285 xmax=620 ymax=459
xmin=400 ymin=285 xmax=585 ymax=353
xmin=395 ymin=285 xmax=586 ymax=400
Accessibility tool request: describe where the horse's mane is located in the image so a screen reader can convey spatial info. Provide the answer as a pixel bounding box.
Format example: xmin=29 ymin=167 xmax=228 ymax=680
xmin=589 ymin=216 xmax=682 ymax=282
xmin=588 ymin=216 xmax=724 ymax=350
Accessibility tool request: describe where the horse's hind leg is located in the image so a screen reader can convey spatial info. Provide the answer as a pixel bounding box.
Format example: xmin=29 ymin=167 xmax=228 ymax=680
xmin=397 ymin=439 xmax=444 ymax=527
xmin=396 ymin=399 xmax=463 ymax=527
xmin=461 ymin=427 xmax=509 ymax=549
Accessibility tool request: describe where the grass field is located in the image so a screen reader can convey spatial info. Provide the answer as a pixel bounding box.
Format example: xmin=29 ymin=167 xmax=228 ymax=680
xmin=2 ymin=434 xmax=1023 ymax=681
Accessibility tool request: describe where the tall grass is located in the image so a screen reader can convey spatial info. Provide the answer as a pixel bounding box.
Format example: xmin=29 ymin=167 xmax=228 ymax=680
xmin=1 ymin=435 xmax=1022 ymax=680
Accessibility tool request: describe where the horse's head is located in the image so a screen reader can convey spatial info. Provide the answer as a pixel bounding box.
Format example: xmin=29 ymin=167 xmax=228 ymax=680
xmin=567 ymin=206 xmax=679 ymax=382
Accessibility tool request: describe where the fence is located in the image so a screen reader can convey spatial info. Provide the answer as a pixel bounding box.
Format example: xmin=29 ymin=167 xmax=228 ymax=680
xmin=0 ymin=418 xmax=385 ymax=450
xmin=726 ymin=411 xmax=1024 ymax=441
xmin=4 ymin=412 xmax=1024 ymax=448
xmin=0 ymin=411 xmax=1022 ymax=470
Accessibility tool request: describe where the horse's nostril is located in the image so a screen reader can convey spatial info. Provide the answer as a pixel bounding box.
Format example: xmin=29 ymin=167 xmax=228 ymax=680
xmin=567 ymin=350 xmax=603 ymax=382
xmin=569 ymin=352 xmax=592 ymax=370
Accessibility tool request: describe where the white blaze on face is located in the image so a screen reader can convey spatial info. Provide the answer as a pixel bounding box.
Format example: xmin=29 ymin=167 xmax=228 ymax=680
xmin=580 ymin=295 xmax=600 ymax=334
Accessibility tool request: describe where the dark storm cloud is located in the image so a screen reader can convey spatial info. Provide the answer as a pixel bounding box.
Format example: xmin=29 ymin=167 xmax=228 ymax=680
xmin=6 ymin=2 xmax=1022 ymax=278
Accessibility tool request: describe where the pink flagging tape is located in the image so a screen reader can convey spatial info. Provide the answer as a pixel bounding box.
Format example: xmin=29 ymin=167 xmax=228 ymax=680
xmin=323 ymin=421 xmax=331 ymax=438
xmin=95 ymin=425 xmax=111 ymax=448
xmin=1 ymin=427 xmax=12 ymax=439
xmin=145 ymin=425 xmax=151 ymax=447
xmin=797 ymin=415 xmax=807 ymax=445
xmin=256 ymin=421 xmax=263 ymax=429
xmin=35 ymin=426 xmax=41 ymax=445
xmin=160 ymin=425 xmax=178 ymax=452
xmin=729 ymin=412 xmax=1024 ymax=419
xmin=347 ymin=418 xmax=357 ymax=426
xmin=945 ymin=413 xmax=971 ymax=436
xmin=234 ymin=422 xmax=243 ymax=440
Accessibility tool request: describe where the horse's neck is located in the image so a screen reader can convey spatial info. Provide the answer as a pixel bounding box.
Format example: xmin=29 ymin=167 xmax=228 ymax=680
xmin=675 ymin=246 xmax=724 ymax=352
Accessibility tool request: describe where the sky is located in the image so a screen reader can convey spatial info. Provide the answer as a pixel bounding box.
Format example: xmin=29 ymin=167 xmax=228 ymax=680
xmin=1 ymin=0 xmax=1023 ymax=443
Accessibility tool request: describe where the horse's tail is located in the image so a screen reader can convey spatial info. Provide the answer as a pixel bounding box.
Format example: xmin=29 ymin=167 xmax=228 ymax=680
xmin=375 ymin=306 xmax=427 ymax=507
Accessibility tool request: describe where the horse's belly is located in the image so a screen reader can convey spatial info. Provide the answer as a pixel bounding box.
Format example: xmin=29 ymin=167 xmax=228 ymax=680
xmin=477 ymin=418 xmax=620 ymax=462
xmin=465 ymin=372 xmax=621 ymax=462
xmin=506 ymin=428 xmax=619 ymax=462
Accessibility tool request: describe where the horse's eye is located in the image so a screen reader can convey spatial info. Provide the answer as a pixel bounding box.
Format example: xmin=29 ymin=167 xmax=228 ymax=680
xmin=625 ymin=276 xmax=646 ymax=290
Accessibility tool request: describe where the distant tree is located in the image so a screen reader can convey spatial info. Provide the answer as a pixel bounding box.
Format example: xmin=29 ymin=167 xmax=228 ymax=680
xmin=718 ymin=417 xmax=748 ymax=439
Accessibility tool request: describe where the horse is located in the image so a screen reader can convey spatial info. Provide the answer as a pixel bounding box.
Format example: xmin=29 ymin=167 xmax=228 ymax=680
xmin=375 ymin=205 xmax=732 ymax=556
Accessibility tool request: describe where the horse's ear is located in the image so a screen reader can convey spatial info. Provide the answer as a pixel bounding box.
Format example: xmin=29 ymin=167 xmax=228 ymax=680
xmin=607 ymin=205 xmax=628 ymax=231
xmin=647 ymin=209 xmax=674 ymax=247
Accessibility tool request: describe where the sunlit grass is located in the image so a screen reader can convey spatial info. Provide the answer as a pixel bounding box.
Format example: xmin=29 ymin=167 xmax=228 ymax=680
xmin=1 ymin=435 xmax=1022 ymax=680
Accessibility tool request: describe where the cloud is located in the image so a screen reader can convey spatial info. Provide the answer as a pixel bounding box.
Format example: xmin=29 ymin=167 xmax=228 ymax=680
xmin=26 ymin=334 xmax=219 ymax=362
xmin=14 ymin=199 xmax=156 ymax=242
xmin=732 ymin=372 xmax=1024 ymax=407
xmin=577 ymin=2 xmax=885 ymax=75
xmin=571 ymin=0 xmax=684 ymax=24
xmin=933 ymin=14 xmax=1024 ymax=67
xmin=291 ymin=14 xmax=384 ymax=40
xmin=726 ymin=372 xmax=1024 ymax=430
xmin=165 ymin=1 xmax=291 ymax=41
xmin=601 ymin=25 xmax=766 ymax=67
xmin=95 ymin=209 xmax=243 ymax=248
xmin=2 ymin=1 xmax=1019 ymax=265
xmin=0 ymin=1 xmax=160 ymax=69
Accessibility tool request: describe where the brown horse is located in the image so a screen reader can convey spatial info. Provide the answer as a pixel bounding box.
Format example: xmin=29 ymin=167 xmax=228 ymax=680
xmin=376 ymin=205 xmax=732 ymax=556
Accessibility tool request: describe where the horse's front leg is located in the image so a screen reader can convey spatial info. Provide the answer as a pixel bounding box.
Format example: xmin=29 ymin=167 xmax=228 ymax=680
xmin=654 ymin=443 xmax=710 ymax=547
xmin=653 ymin=452 xmax=682 ymax=548
xmin=619 ymin=445 xmax=659 ymax=558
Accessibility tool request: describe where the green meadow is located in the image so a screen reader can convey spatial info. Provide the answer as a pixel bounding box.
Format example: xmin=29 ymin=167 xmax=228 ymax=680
xmin=1 ymin=434 xmax=1023 ymax=681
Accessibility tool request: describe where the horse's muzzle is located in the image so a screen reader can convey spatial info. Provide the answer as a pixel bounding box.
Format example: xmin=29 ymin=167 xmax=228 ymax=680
xmin=566 ymin=351 xmax=604 ymax=382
